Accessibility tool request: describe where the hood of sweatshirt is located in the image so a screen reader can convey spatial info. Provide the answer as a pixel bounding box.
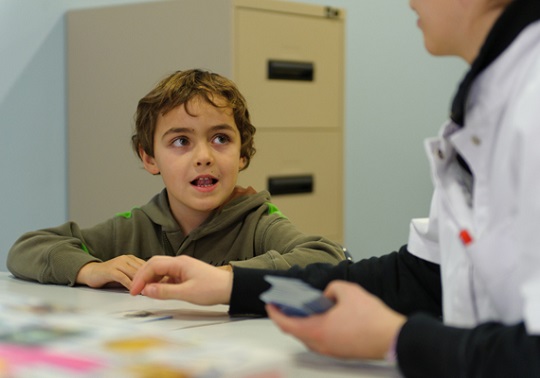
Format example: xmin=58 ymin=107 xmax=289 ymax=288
xmin=140 ymin=186 xmax=271 ymax=240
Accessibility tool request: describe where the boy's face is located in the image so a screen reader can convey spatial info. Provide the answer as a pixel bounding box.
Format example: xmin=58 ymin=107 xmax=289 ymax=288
xmin=141 ymin=96 xmax=246 ymax=229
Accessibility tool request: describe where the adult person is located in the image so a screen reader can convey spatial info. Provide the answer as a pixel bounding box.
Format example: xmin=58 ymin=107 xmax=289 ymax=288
xmin=130 ymin=0 xmax=540 ymax=376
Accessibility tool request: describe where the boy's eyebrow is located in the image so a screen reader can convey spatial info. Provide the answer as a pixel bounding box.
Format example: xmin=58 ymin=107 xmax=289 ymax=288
xmin=162 ymin=127 xmax=192 ymax=139
xmin=161 ymin=124 xmax=237 ymax=139
xmin=209 ymin=124 xmax=237 ymax=133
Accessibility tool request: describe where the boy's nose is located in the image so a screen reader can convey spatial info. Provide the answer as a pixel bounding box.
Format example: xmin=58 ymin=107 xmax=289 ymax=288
xmin=194 ymin=145 xmax=214 ymax=167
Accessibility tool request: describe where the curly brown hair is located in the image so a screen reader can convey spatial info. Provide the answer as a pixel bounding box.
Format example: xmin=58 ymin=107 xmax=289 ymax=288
xmin=132 ymin=69 xmax=256 ymax=170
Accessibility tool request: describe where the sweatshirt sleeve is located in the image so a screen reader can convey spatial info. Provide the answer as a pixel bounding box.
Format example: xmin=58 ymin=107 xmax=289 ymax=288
xmin=7 ymin=221 xmax=106 ymax=285
xmin=230 ymin=245 xmax=442 ymax=317
xmin=7 ymin=210 xmax=162 ymax=286
xmin=229 ymin=216 xmax=345 ymax=270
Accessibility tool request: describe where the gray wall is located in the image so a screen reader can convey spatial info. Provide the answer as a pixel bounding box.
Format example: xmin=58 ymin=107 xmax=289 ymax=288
xmin=0 ymin=0 xmax=466 ymax=271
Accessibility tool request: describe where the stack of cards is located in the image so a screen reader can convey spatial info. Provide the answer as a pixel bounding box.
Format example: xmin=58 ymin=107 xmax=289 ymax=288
xmin=260 ymin=276 xmax=334 ymax=317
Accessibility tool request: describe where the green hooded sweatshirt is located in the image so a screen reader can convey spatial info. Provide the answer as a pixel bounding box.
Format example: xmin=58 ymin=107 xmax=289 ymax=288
xmin=7 ymin=187 xmax=345 ymax=285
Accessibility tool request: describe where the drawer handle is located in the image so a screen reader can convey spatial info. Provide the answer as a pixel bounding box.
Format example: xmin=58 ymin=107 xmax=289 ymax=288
xmin=268 ymin=175 xmax=314 ymax=195
xmin=267 ymin=60 xmax=314 ymax=81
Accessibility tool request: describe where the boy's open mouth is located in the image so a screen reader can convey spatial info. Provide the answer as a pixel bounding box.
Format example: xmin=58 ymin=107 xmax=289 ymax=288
xmin=191 ymin=177 xmax=218 ymax=187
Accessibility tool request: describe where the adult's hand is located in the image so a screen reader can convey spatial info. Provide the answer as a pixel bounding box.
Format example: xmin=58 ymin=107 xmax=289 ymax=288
xmin=266 ymin=280 xmax=406 ymax=360
xmin=130 ymin=255 xmax=233 ymax=305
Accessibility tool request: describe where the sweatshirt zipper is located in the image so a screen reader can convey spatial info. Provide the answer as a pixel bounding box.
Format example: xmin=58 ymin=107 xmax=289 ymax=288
xmin=161 ymin=232 xmax=176 ymax=256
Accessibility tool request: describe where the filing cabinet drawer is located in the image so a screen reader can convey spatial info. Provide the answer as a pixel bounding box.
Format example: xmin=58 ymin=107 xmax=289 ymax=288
xmin=237 ymin=129 xmax=343 ymax=243
xmin=235 ymin=6 xmax=344 ymax=129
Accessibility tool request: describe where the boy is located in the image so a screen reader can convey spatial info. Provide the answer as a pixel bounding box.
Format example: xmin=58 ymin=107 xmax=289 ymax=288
xmin=7 ymin=69 xmax=345 ymax=289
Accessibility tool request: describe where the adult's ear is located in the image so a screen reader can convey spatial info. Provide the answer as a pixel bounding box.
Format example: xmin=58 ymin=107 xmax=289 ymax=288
xmin=140 ymin=146 xmax=160 ymax=175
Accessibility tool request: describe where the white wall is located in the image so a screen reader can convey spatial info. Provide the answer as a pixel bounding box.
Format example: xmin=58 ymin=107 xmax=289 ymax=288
xmin=0 ymin=0 xmax=466 ymax=271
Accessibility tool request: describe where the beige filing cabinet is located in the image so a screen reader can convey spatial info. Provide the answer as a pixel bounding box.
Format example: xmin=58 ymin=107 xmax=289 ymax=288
xmin=67 ymin=0 xmax=345 ymax=243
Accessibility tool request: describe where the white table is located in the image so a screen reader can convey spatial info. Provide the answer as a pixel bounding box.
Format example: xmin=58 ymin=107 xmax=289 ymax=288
xmin=0 ymin=272 xmax=400 ymax=377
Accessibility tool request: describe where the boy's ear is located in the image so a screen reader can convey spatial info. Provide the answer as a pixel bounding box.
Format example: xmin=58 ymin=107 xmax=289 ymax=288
xmin=239 ymin=156 xmax=247 ymax=171
xmin=140 ymin=147 xmax=160 ymax=175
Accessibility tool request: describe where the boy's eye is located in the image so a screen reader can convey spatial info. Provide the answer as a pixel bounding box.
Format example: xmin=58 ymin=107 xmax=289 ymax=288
xmin=172 ymin=137 xmax=189 ymax=147
xmin=213 ymin=134 xmax=231 ymax=145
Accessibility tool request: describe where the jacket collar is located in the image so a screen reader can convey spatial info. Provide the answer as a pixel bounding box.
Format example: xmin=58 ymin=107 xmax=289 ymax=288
xmin=451 ymin=0 xmax=540 ymax=127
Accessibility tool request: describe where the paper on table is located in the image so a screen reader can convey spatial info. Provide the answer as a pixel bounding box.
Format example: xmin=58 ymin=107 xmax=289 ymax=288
xmin=0 ymin=294 xmax=287 ymax=377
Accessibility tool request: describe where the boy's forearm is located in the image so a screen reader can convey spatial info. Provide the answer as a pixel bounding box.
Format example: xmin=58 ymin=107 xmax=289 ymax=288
xmin=8 ymin=231 xmax=99 ymax=285
xmin=230 ymin=242 xmax=344 ymax=271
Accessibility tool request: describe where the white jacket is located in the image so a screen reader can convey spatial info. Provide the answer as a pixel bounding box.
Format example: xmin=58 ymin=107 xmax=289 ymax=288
xmin=407 ymin=21 xmax=540 ymax=333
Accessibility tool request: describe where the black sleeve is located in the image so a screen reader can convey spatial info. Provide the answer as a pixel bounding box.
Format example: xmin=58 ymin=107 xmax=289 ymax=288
xmin=230 ymin=245 xmax=540 ymax=377
xmin=229 ymin=244 xmax=442 ymax=317
xmin=398 ymin=313 xmax=540 ymax=377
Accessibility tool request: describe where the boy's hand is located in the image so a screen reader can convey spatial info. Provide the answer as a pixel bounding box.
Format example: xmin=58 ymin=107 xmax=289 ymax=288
xmin=130 ymin=255 xmax=233 ymax=306
xmin=76 ymin=255 xmax=145 ymax=290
